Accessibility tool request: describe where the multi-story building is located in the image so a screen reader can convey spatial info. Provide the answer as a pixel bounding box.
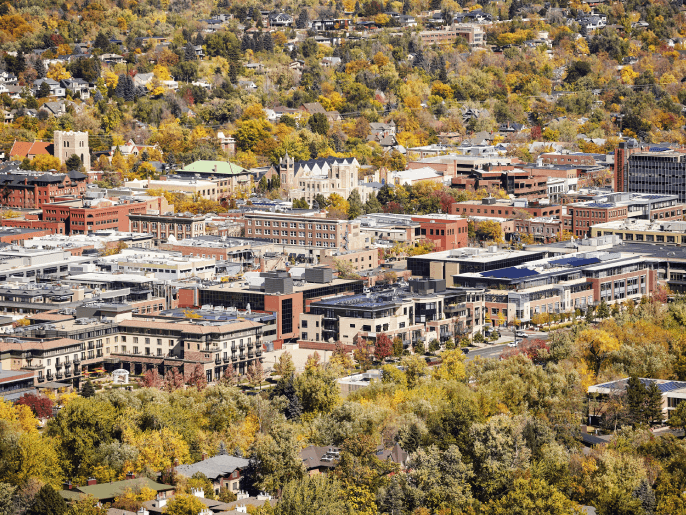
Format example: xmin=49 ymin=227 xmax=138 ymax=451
xmin=591 ymin=220 xmax=686 ymax=245
xmin=407 ymin=247 xmax=547 ymax=286
xmin=97 ymin=249 xmax=216 ymax=281
xmin=54 ymin=131 xmax=91 ymax=171
xmin=189 ymin=270 xmax=364 ymax=344
xmin=244 ymin=211 xmax=366 ymax=258
xmin=624 ymin=149 xmax=686 ymax=202
xmin=0 ymin=169 xmax=88 ymax=209
xmin=418 ymin=23 xmax=485 ymax=46
xmin=450 ymin=197 xmax=565 ymax=219
xmin=452 ymin=251 xmax=658 ymax=324
xmin=125 ymin=178 xmax=219 ymax=201
xmin=300 ymin=279 xmax=485 ymax=345
xmin=357 ymin=214 xmax=420 ymax=246
xmin=562 ymin=193 xmax=684 ymax=238
xmin=3 ymin=193 xmax=171 ymax=235
xmin=319 ymin=248 xmax=380 ymax=272
xmin=512 ymin=217 xmax=564 ymax=243
xmin=160 ymin=236 xmax=276 ymax=265
xmin=129 ymin=212 xmax=206 ymax=243
xmin=275 ymin=154 xmax=374 ymax=204
xmin=112 ymin=318 xmax=264 ymax=379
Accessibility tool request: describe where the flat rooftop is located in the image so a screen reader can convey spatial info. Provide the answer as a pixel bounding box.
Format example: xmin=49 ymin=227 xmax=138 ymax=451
xmin=410 ymin=248 xmax=538 ymax=263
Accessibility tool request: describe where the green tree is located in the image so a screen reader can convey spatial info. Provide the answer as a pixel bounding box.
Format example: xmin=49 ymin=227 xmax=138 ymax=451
xmin=402 ymin=354 xmax=427 ymax=389
xmin=65 ymin=495 xmax=108 ymax=515
xmin=292 ymin=198 xmax=308 ymax=209
xmin=258 ymin=175 xmax=268 ymax=192
xmin=364 ymin=192 xmax=382 ymax=214
xmin=626 ymin=375 xmax=663 ymax=426
xmin=65 ymin=154 xmax=82 ymax=171
xmin=274 ymin=475 xmax=344 ymax=515
xmin=585 ymin=306 xmax=595 ymax=324
xmin=308 ymin=113 xmax=329 ymax=136
xmin=0 ymin=483 xmax=16 ymax=515
xmin=188 ymin=472 xmax=215 ymax=500
xmin=406 ymin=445 xmax=473 ymax=512
xmin=80 ymin=380 xmax=95 ymax=398
xmin=668 ymin=400 xmax=686 ymax=430
xmin=294 ymin=365 xmax=338 ymax=414
xmin=597 ymin=299 xmax=610 ymax=320
xmin=37 ymin=81 xmax=51 ymax=98
xmin=347 ymin=189 xmax=364 ymax=220
xmin=250 ymin=421 xmax=305 ymax=494
xmin=27 ymin=484 xmax=67 ymax=515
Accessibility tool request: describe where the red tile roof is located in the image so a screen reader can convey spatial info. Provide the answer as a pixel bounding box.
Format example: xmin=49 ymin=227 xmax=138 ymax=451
xmin=10 ymin=141 xmax=53 ymax=159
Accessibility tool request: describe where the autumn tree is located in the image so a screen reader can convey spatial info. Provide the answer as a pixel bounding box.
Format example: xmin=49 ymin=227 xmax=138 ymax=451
xmin=15 ymin=393 xmax=53 ymax=419
xmin=188 ymin=364 xmax=208 ymax=391
xmin=374 ymin=333 xmax=393 ymax=361
xmin=139 ymin=369 xmax=163 ymax=388
xmin=164 ymin=493 xmax=206 ymax=515
xmin=26 ymin=484 xmax=66 ymax=515
xmin=575 ymin=328 xmax=620 ymax=377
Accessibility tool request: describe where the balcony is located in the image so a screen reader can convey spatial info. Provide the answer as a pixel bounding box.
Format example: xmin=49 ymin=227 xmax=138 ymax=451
xmin=46 ymin=373 xmax=54 ymax=382
xmin=255 ymin=349 xmax=263 ymax=357
xmin=55 ymin=372 xmax=63 ymax=380
xmin=223 ymin=356 xmax=231 ymax=363
xmin=55 ymin=363 xmax=63 ymax=370
xmin=239 ymin=354 xmax=246 ymax=361
xmin=239 ymin=344 xmax=246 ymax=350
xmin=214 ymin=357 xmax=221 ymax=365
xmin=64 ymin=368 xmax=71 ymax=377
xmin=231 ymin=355 xmax=238 ymax=362
xmin=37 ymin=376 xmax=45 ymax=383
xmin=73 ymin=358 xmax=81 ymax=365
xmin=73 ymin=368 xmax=81 ymax=376
xmin=248 ymin=352 xmax=254 ymax=359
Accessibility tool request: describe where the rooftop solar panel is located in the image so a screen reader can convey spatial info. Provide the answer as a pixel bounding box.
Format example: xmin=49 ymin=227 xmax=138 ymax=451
xmin=480 ymin=267 xmax=539 ymax=279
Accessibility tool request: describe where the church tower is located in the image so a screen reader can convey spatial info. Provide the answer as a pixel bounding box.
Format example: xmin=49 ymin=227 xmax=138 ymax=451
xmin=279 ymin=152 xmax=295 ymax=189
xmin=54 ymin=131 xmax=91 ymax=171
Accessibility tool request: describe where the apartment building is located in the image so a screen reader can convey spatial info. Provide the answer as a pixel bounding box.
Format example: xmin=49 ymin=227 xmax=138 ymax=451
xmin=512 ymin=217 xmax=564 ymax=243
xmin=243 ymin=211 xmax=365 ymax=258
xmin=160 ymin=236 xmax=275 ymax=264
xmin=0 ymin=337 xmax=84 ymax=388
xmin=450 ymin=197 xmax=565 ymax=218
xmin=319 ymin=248 xmax=379 ymax=272
xmin=625 ymin=150 xmax=686 ymax=202
xmin=129 ymin=212 xmax=206 ymax=243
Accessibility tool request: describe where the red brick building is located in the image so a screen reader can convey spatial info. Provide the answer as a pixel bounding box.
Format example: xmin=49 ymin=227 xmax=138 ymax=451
xmin=411 ymin=215 xmax=468 ymax=251
xmin=0 ymin=170 xmax=88 ymax=209
xmin=1 ymin=196 xmax=170 ymax=235
xmin=450 ymin=198 xmax=564 ymax=218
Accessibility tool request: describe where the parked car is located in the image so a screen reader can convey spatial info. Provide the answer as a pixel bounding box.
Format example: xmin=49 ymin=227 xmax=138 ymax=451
xmin=515 ymin=330 xmax=527 ymax=338
xmin=507 ymin=339 xmax=520 ymax=348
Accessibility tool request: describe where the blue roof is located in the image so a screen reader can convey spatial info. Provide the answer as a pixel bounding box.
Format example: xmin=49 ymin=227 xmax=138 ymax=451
xmin=586 ymin=203 xmax=614 ymax=208
xmin=595 ymin=378 xmax=686 ymax=393
xmin=480 ymin=267 xmax=539 ymax=279
xmin=550 ymin=257 xmax=601 ymax=267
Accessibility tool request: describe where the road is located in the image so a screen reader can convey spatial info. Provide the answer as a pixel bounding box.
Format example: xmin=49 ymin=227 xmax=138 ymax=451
xmin=464 ymin=344 xmax=508 ymax=361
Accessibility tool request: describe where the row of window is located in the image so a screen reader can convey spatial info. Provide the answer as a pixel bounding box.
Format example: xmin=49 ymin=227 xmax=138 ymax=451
xmin=248 ymin=220 xmax=337 ymax=230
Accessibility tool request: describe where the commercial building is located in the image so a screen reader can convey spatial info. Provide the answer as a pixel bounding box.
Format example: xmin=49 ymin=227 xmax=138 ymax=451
xmin=625 ymin=150 xmax=686 ymax=202
xmin=98 ymin=249 xmax=216 ymax=281
xmin=591 ymin=220 xmax=686 ymax=245
xmin=450 ymin=197 xmax=564 ymax=219
xmin=407 ymin=247 xmax=547 ymax=286
xmin=129 ymin=212 xmax=206 ymax=243
xmin=452 ymin=251 xmax=658 ymax=324
xmin=588 ymin=378 xmax=686 ymax=422
xmin=244 ymin=211 xmax=366 ymax=258
xmin=563 ymin=192 xmax=684 ymax=238
xmin=125 ymin=178 xmax=219 ymax=201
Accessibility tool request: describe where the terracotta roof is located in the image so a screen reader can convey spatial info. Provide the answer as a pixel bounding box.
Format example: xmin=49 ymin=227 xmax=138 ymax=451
xmin=0 ymin=337 xmax=80 ymax=353
xmin=119 ymin=319 xmax=263 ymax=334
xmin=9 ymin=141 xmax=53 ymax=159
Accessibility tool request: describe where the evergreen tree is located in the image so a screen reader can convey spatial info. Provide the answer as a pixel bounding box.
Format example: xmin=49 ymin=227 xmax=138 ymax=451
xmin=263 ymin=33 xmax=274 ymax=52
xmin=241 ymin=33 xmax=253 ymax=52
xmin=114 ymin=74 xmax=135 ymax=101
xmin=65 ymin=154 xmax=82 ymax=170
xmin=354 ymin=1 xmax=361 ymax=14
xmin=228 ymin=63 xmax=238 ymax=84
xmin=27 ymin=484 xmax=67 ymax=515
xmin=253 ymin=32 xmax=263 ymax=52
xmin=94 ymin=31 xmax=110 ymax=51
xmin=413 ymin=49 xmax=425 ymax=70
xmin=597 ymin=299 xmax=610 ymax=319
xmin=437 ymin=55 xmax=448 ymax=82
xmin=508 ymin=0 xmax=519 ymax=20
xmin=37 ymin=81 xmax=51 ymax=98
xmin=632 ymin=479 xmax=656 ymax=515
xmin=184 ymin=41 xmax=197 ymax=61
xmin=194 ymin=33 xmax=205 ymax=46
xmin=34 ymin=58 xmax=46 ymax=79
xmin=258 ymin=175 xmax=268 ymax=192
xmin=347 ymin=189 xmax=364 ymax=219
xmin=270 ymin=375 xmax=303 ymax=421
xmin=308 ymin=112 xmax=329 ymax=135
xmin=585 ymin=306 xmax=595 ymax=323
xmin=296 ymin=9 xmax=309 ymax=29
xmin=626 ymin=375 xmax=662 ymax=426
xmin=402 ymin=423 xmax=422 ymax=453
xmin=80 ymin=379 xmax=95 ymax=398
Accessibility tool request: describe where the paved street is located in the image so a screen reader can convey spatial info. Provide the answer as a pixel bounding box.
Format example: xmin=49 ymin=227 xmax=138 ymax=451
xmin=464 ymin=344 xmax=508 ymax=361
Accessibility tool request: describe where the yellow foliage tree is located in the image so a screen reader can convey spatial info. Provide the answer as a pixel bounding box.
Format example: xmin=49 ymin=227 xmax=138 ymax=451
xmin=575 ymin=329 xmax=621 ymax=377
xmin=47 ymin=63 xmax=71 ymax=81
xmin=432 ymin=349 xmax=466 ymax=381
xmin=30 ymin=155 xmax=63 ymax=172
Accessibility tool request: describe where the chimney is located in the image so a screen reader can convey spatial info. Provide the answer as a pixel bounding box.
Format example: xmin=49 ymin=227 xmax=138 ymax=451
xmin=201 ymin=452 xmax=208 ymax=461
xmin=126 ymin=471 xmax=136 ymax=480
xmin=63 ymin=481 xmax=72 ymax=490
xmin=87 ymin=478 xmax=97 ymax=486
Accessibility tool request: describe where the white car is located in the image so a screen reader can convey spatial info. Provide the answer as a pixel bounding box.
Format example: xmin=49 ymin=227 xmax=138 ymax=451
xmin=515 ymin=330 xmax=527 ymax=338
xmin=507 ymin=339 xmax=519 ymax=348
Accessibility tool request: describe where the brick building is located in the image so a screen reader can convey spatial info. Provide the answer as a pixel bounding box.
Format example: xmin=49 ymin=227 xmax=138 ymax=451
xmin=411 ymin=215 xmax=469 ymax=251
xmin=0 ymin=170 xmax=88 ymax=209
xmin=450 ymin=197 xmax=564 ymax=218
xmin=129 ymin=212 xmax=206 ymax=243
xmin=3 ymin=195 xmax=171 ymax=235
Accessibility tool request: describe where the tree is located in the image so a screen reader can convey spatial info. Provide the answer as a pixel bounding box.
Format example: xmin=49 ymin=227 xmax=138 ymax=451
xmin=626 ymin=375 xmax=663 ymax=426
xmin=432 ymin=349 xmax=466 ymax=382
xmin=139 ymin=369 xmax=163 ymax=388
xmin=27 ymin=484 xmax=67 ymax=515
xmin=0 ymin=483 xmax=15 ymax=515
xmin=483 ymin=477 xmax=582 ymax=515
xmin=246 ymin=360 xmax=265 ymax=389
xmin=65 ymin=495 xmax=108 ymax=515
xmin=271 ymin=375 xmax=303 ymax=421
xmin=668 ymin=400 xmax=686 ymax=430
xmin=250 ymin=421 xmax=305 ymax=494
xmin=163 ymin=368 xmax=185 ymax=392
xmin=188 ymin=364 xmax=208 ymax=391
xmin=34 ymin=59 xmax=46 ymax=79
xmin=406 ymin=445 xmax=473 ymax=512
xmin=188 ymin=472 xmax=215 ymax=500
xmin=597 ymin=299 xmax=610 ymax=319
xmin=37 ymin=81 xmax=51 ymax=98
xmin=273 ymin=352 xmax=296 ymax=378
xmin=114 ymin=74 xmax=135 ymax=101
xmin=347 ymin=189 xmax=364 ymax=220
xmin=296 ymin=9 xmax=309 ymax=29
xmin=354 ymin=337 xmax=373 ymax=371
xmin=575 ymin=329 xmax=620 ymax=377
xmin=402 ymin=354 xmax=427 ymax=389
xmin=585 ymin=306 xmax=595 ymax=324
xmin=184 ymin=42 xmax=196 ymax=61
xmin=65 ymin=154 xmax=82 ymax=171
xmin=15 ymin=393 xmax=53 ymax=418
xmin=309 ymin=113 xmax=329 ymax=136
xmin=275 ymin=475 xmax=344 ymax=515
xmin=220 ymin=365 xmax=238 ymax=386
xmin=164 ymin=493 xmax=206 ymax=515
xmin=294 ymin=366 xmax=338 ymax=414
xmin=80 ymin=380 xmax=95 ymax=398
xmin=374 ymin=333 xmax=393 ymax=361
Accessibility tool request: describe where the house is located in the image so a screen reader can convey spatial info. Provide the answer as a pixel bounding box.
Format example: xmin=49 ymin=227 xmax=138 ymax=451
xmin=193 ymin=45 xmax=204 ymax=59
xmin=1 ymin=109 xmax=13 ymax=124
xmin=369 ymin=122 xmax=396 ymax=139
xmin=578 ymin=14 xmax=607 ymax=31
xmin=59 ymin=476 xmax=175 ymax=504
xmin=289 ymin=60 xmax=305 ymax=71
xmin=300 ymin=445 xmax=340 ymax=474
xmin=61 ymin=78 xmax=91 ymax=99
xmin=375 ymin=443 xmax=409 ymax=468
xmin=321 ymin=56 xmax=341 ymax=67
xmin=40 ymin=101 xmax=66 ymax=117
xmin=588 ymin=377 xmax=686 ymax=422
xmin=238 ymin=80 xmax=258 ymax=91
xmin=175 ymin=452 xmax=251 ymax=495
xmin=32 ymin=78 xmax=66 ymax=98
xmin=133 ymin=73 xmax=154 ymax=88
xmin=498 ymin=122 xmax=526 ymax=133
xmin=398 ymin=14 xmax=417 ymax=26
xmin=268 ymin=12 xmax=293 ymax=27
xmin=99 ymin=53 xmax=125 ymax=64
xmin=462 ymin=107 xmax=490 ymax=125
xmin=244 ymin=63 xmax=265 ymax=73
xmin=9 ymin=140 xmax=54 ymax=161
xmin=300 ymin=102 xmax=341 ymax=122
